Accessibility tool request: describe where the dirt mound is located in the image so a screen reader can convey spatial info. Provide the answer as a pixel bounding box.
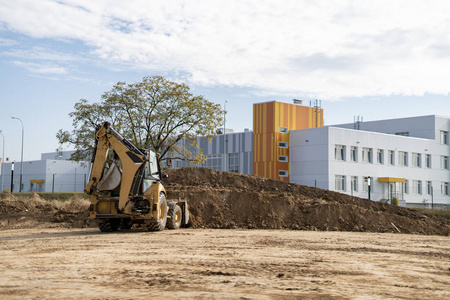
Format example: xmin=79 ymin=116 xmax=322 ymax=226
xmin=0 ymin=193 xmax=92 ymax=230
xmin=1 ymin=168 xmax=449 ymax=235
xmin=164 ymin=167 xmax=450 ymax=235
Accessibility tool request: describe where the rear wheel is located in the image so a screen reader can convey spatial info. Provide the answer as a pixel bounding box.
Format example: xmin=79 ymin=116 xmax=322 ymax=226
xmin=167 ymin=204 xmax=182 ymax=230
xmin=148 ymin=193 xmax=167 ymax=231
xmin=119 ymin=218 xmax=133 ymax=230
xmin=98 ymin=219 xmax=120 ymax=232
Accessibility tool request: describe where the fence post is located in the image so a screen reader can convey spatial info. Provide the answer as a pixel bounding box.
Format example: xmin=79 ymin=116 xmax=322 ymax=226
xmin=10 ymin=162 xmax=14 ymax=193
xmin=52 ymin=174 xmax=55 ymax=193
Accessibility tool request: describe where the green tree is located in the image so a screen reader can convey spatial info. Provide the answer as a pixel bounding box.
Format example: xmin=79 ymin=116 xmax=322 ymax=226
xmin=57 ymin=76 xmax=224 ymax=164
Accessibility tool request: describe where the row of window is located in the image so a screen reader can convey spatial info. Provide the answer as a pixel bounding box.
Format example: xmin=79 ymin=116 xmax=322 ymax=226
xmin=335 ymin=145 xmax=449 ymax=169
xmin=196 ymin=153 xmax=240 ymax=172
xmin=335 ymin=175 xmax=450 ymax=196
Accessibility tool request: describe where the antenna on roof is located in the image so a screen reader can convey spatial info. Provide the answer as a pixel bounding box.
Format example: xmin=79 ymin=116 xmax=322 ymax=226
xmin=354 ymin=116 xmax=363 ymax=130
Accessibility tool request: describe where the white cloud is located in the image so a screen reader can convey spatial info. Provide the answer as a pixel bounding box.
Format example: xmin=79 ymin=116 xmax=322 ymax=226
xmin=0 ymin=38 xmax=18 ymax=47
xmin=2 ymin=47 xmax=80 ymax=61
xmin=13 ymin=61 xmax=67 ymax=74
xmin=1 ymin=0 xmax=450 ymax=99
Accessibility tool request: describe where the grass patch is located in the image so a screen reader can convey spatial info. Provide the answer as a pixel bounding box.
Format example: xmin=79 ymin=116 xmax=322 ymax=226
xmin=1 ymin=192 xmax=89 ymax=201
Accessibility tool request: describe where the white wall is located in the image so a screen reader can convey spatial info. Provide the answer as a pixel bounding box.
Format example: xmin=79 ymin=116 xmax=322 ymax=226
xmin=0 ymin=157 xmax=90 ymax=193
xmin=289 ymin=127 xmax=330 ymax=190
xmin=334 ymin=115 xmax=436 ymax=139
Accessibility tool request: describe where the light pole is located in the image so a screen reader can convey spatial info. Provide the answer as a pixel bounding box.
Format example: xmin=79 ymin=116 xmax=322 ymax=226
xmin=11 ymin=117 xmax=24 ymax=192
xmin=223 ymin=100 xmax=228 ymax=172
xmin=0 ymin=130 xmax=4 ymax=191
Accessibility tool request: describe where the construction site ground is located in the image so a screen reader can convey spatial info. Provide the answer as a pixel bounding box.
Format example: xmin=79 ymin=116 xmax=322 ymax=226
xmin=1 ymin=167 xmax=450 ymax=299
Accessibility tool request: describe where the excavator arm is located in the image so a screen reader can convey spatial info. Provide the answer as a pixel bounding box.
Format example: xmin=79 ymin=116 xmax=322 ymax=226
xmin=84 ymin=121 xmax=147 ymax=213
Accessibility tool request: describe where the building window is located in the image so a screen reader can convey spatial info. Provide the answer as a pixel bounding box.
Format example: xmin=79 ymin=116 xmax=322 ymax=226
xmin=228 ymin=153 xmax=239 ymax=173
xmin=412 ymin=153 xmax=421 ymax=168
xmin=441 ymin=156 xmax=449 ymax=170
xmin=362 ymin=148 xmax=373 ymax=163
xmin=404 ymin=180 xmax=409 ymax=194
xmin=350 ymin=146 xmax=358 ymax=162
xmin=377 ymin=149 xmax=384 ymax=164
xmin=351 ymin=176 xmax=358 ymax=192
xmin=388 ymin=150 xmax=395 ymax=165
xmin=335 ymin=145 xmax=346 ymax=161
xmin=279 ymin=141 xmax=288 ymax=149
xmin=279 ymin=155 xmax=288 ymax=162
xmin=441 ymin=131 xmax=449 ymax=144
xmin=413 ymin=180 xmax=422 ymax=195
xmin=204 ymin=154 xmax=222 ymax=171
xmin=335 ymin=175 xmax=346 ymax=191
xmin=398 ymin=151 xmax=408 ymax=166
xmin=442 ymin=182 xmax=449 ymax=196
xmin=279 ymin=127 xmax=288 ymax=134
xmin=427 ymin=181 xmax=433 ymax=195
xmin=279 ymin=170 xmax=288 ymax=177
xmin=426 ymin=154 xmax=431 ymax=168
xmin=395 ymin=132 xmax=410 ymax=136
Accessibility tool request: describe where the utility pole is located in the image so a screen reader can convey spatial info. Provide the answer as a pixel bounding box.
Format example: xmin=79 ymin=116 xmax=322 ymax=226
xmin=11 ymin=117 xmax=24 ymax=192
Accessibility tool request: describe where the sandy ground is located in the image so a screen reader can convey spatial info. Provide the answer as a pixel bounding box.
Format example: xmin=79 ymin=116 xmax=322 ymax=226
xmin=1 ymin=229 xmax=449 ymax=299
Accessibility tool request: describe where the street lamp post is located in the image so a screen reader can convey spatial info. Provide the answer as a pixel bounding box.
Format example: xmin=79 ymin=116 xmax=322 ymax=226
xmin=0 ymin=130 xmax=4 ymax=191
xmin=11 ymin=117 xmax=24 ymax=193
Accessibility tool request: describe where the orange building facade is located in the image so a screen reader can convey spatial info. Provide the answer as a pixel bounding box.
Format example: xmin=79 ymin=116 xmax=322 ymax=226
xmin=253 ymin=101 xmax=324 ymax=181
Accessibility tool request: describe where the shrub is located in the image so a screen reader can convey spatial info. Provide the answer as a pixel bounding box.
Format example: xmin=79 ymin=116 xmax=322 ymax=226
xmin=391 ymin=197 xmax=399 ymax=206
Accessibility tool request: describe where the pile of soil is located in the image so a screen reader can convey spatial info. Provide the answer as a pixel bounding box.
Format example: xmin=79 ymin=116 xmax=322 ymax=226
xmin=164 ymin=168 xmax=450 ymax=235
xmin=0 ymin=193 xmax=91 ymax=229
xmin=1 ymin=167 xmax=449 ymax=235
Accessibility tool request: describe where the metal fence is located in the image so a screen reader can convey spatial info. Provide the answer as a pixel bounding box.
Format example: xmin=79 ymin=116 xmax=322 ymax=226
xmin=0 ymin=173 xmax=89 ymax=193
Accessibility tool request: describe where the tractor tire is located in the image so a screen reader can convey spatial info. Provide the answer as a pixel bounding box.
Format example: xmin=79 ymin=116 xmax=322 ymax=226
xmin=167 ymin=204 xmax=182 ymax=230
xmin=98 ymin=219 xmax=120 ymax=232
xmin=120 ymin=218 xmax=133 ymax=230
xmin=148 ymin=193 xmax=167 ymax=231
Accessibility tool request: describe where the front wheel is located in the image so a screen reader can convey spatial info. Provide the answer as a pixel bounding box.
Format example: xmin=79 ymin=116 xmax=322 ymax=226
xmin=167 ymin=204 xmax=182 ymax=230
xmin=148 ymin=193 xmax=167 ymax=231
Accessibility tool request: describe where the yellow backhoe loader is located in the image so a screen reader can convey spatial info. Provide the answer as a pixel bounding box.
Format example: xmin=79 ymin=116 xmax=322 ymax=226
xmin=84 ymin=121 xmax=188 ymax=232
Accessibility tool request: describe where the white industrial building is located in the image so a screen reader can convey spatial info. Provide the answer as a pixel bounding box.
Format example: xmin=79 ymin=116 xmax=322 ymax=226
xmin=172 ymin=113 xmax=449 ymax=209
xmin=289 ymin=115 xmax=450 ymax=208
xmin=0 ymin=150 xmax=90 ymax=193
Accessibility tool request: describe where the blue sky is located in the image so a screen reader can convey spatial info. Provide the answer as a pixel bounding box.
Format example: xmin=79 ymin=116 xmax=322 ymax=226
xmin=0 ymin=0 xmax=449 ymax=161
